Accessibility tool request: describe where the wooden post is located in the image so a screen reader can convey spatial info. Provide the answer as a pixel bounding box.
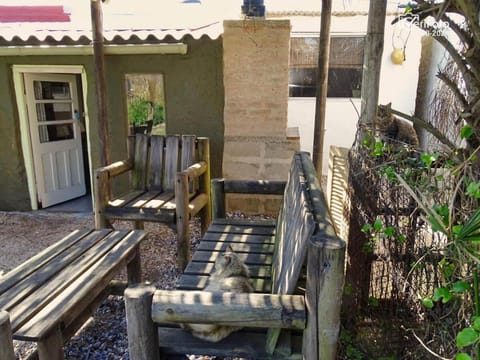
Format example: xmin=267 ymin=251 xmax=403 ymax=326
xmin=0 ymin=311 xmax=15 ymax=360
xmin=198 ymin=137 xmax=211 ymax=235
xmin=90 ymin=0 xmax=110 ymax=167
xmin=176 ymin=171 xmax=190 ymax=271
xmin=127 ymin=247 xmax=142 ymax=285
xmin=358 ymin=0 xmax=387 ymax=140
xmin=211 ymin=178 xmax=226 ymax=219
xmin=94 ymin=169 xmax=109 ymax=229
xmin=312 ymin=0 xmax=332 ymax=177
xmin=125 ymin=286 xmax=159 ymax=360
xmin=303 ymin=235 xmax=346 ymax=359
xmin=37 ymin=326 xmax=65 ymax=360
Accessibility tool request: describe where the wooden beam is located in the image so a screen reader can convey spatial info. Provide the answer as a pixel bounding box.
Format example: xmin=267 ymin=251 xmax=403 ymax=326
xmin=90 ymin=0 xmax=110 ymax=167
xmin=223 ymin=180 xmax=286 ymax=195
xmin=303 ymin=234 xmax=345 ymax=359
xmin=358 ymin=0 xmax=388 ymax=140
xmin=0 ymin=311 xmax=15 ymax=360
xmin=176 ymin=171 xmax=190 ymax=271
xmin=125 ymin=286 xmax=159 ymax=360
xmin=312 ymin=0 xmax=332 ymax=176
xmin=151 ymin=290 xmax=306 ymax=330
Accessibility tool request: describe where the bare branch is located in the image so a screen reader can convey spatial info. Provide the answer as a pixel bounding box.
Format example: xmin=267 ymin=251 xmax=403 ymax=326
xmin=455 ymin=0 xmax=480 ymax=45
xmin=436 ymin=71 xmax=469 ymax=108
xmin=389 ymin=107 xmax=457 ymax=150
xmin=432 ymin=33 xmax=480 ymax=87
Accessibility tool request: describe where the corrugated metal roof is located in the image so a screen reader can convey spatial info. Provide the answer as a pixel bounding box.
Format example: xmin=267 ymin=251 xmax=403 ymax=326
xmin=0 ymin=23 xmax=223 ymax=45
xmin=0 ymin=0 xmax=407 ymax=46
xmin=0 ymin=0 xmax=233 ymax=45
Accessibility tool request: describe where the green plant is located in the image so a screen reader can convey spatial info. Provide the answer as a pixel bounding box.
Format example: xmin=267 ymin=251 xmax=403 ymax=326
xmin=396 ymin=170 xmax=480 ymax=359
xmin=340 ymin=330 xmax=366 ymax=360
xmin=361 ymin=218 xmax=406 ymax=254
xmin=127 ymin=97 xmax=165 ymax=126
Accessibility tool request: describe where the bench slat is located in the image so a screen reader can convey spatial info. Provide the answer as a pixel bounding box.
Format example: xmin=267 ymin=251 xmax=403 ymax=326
xmin=132 ymin=133 xmax=149 ymax=190
xmin=197 ymin=241 xmax=275 ymax=254
xmin=208 ymin=220 xmax=276 ymax=233
xmin=136 ymin=191 xmax=175 ymax=210
xmin=123 ymin=190 xmax=165 ymax=209
xmin=7 ymin=230 xmax=129 ymax=332
xmin=163 ymin=135 xmax=180 ymax=192
xmin=15 ymin=230 xmax=147 ymax=340
xmin=201 ymin=232 xmax=275 ymax=245
xmin=107 ymin=190 xmax=145 ymax=207
xmin=149 ymin=135 xmax=165 ymax=191
xmin=184 ymin=262 xmax=272 ymax=279
xmin=190 ymin=250 xmax=273 ymax=265
xmin=0 ymin=228 xmax=93 ymax=295
xmin=176 ymin=275 xmax=271 ymax=293
xmin=0 ymin=229 xmax=112 ymax=311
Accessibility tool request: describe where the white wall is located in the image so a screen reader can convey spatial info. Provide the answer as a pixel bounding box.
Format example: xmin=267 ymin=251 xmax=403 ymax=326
xmin=287 ymin=15 xmax=424 ymax=175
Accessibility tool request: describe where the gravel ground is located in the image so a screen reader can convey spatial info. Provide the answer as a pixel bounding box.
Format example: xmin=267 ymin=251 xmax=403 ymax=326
xmin=0 ymin=210 xmax=203 ymax=360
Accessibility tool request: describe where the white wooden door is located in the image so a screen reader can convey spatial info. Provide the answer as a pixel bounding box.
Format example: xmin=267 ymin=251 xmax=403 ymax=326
xmin=24 ymin=73 xmax=86 ymax=208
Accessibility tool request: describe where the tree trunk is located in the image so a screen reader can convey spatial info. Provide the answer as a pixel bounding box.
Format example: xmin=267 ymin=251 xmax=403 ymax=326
xmin=358 ymin=0 xmax=387 ymax=141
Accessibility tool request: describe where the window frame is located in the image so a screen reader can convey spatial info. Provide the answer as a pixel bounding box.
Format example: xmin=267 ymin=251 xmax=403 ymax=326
xmin=288 ymin=33 xmax=366 ymax=99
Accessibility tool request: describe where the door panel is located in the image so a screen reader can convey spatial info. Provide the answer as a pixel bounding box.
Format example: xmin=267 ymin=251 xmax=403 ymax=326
xmin=25 ymin=74 xmax=86 ymax=208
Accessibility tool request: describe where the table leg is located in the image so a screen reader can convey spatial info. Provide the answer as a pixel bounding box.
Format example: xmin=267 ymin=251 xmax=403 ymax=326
xmin=127 ymin=247 xmax=142 ymax=285
xmin=37 ymin=325 xmax=64 ymax=360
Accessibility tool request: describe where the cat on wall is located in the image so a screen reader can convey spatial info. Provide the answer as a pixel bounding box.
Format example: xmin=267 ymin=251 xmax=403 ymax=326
xmin=182 ymin=245 xmax=253 ymax=342
xmin=376 ymin=103 xmax=420 ymax=147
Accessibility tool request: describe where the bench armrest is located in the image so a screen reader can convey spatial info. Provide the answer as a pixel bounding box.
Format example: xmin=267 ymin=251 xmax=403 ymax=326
xmin=151 ymin=290 xmax=305 ymax=329
xmin=94 ymin=159 xmax=133 ymax=228
xmin=95 ymin=159 xmax=133 ymax=178
xmin=181 ymin=160 xmax=208 ymax=179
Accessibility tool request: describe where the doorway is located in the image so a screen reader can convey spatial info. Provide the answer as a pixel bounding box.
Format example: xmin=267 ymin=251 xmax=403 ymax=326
xmin=13 ymin=65 xmax=91 ymax=210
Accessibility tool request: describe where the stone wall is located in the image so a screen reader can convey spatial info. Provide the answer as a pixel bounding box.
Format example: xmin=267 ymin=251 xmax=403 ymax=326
xmin=222 ymin=19 xmax=300 ymax=214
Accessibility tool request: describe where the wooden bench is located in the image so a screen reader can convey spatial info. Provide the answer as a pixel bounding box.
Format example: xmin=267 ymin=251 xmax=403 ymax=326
xmin=94 ymin=134 xmax=211 ymax=270
xmin=0 ymin=228 xmax=148 ymax=360
xmin=125 ymin=152 xmax=346 ymax=359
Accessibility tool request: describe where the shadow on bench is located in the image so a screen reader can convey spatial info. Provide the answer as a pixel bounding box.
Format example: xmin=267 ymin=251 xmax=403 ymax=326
xmin=0 ymin=228 xmax=148 ymax=360
xmin=125 ymin=152 xmax=346 ymax=359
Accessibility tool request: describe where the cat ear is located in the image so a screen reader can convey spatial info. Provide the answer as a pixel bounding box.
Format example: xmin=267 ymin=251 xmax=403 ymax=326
xmin=386 ymin=102 xmax=392 ymax=109
xmin=226 ymin=245 xmax=234 ymax=253
xmin=223 ymin=254 xmax=232 ymax=265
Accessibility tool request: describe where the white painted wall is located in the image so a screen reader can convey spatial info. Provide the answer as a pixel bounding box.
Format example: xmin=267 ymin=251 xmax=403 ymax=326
xmin=287 ymin=14 xmax=425 ymax=174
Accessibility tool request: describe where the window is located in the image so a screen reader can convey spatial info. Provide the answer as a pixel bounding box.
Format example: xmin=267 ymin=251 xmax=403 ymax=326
xmin=125 ymin=74 xmax=166 ymax=135
xmin=289 ymin=36 xmax=365 ymax=98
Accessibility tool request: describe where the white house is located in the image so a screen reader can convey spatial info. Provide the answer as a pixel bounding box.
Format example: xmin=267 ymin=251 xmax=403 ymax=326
xmin=265 ymin=0 xmax=425 ymax=174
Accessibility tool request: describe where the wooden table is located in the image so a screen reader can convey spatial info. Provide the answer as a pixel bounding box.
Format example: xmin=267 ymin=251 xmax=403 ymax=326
xmin=0 ymin=228 xmax=148 ymax=360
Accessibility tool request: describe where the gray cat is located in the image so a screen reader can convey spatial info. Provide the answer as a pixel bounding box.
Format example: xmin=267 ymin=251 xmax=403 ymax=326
xmin=376 ymin=103 xmax=420 ymax=147
xmin=182 ymin=245 xmax=253 ymax=342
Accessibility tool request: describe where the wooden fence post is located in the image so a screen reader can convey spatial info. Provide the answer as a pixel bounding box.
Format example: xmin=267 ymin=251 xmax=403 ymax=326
xmin=176 ymin=171 xmax=190 ymax=271
xmin=303 ymin=235 xmax=346 ymax=359
xmin=198 ymin=137 xmax=211 ymax=235
xmin=125 ymin=285 xmax=159 ymax=360
xmin=0 ymin=311 xmax=15 ymax=360
xmin=211 ymin=178 xmax=226 ymax=219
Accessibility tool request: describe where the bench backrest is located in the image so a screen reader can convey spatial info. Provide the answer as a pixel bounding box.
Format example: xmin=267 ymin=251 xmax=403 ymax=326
xmin=271 ymin=152 xmax=316 ymax=295
xmin=129 ymin=134 xmax=196 ymax=192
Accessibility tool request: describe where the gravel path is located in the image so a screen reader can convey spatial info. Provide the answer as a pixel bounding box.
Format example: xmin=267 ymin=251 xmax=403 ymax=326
xmin=0 ymin=211 xmax=202 ymax=360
